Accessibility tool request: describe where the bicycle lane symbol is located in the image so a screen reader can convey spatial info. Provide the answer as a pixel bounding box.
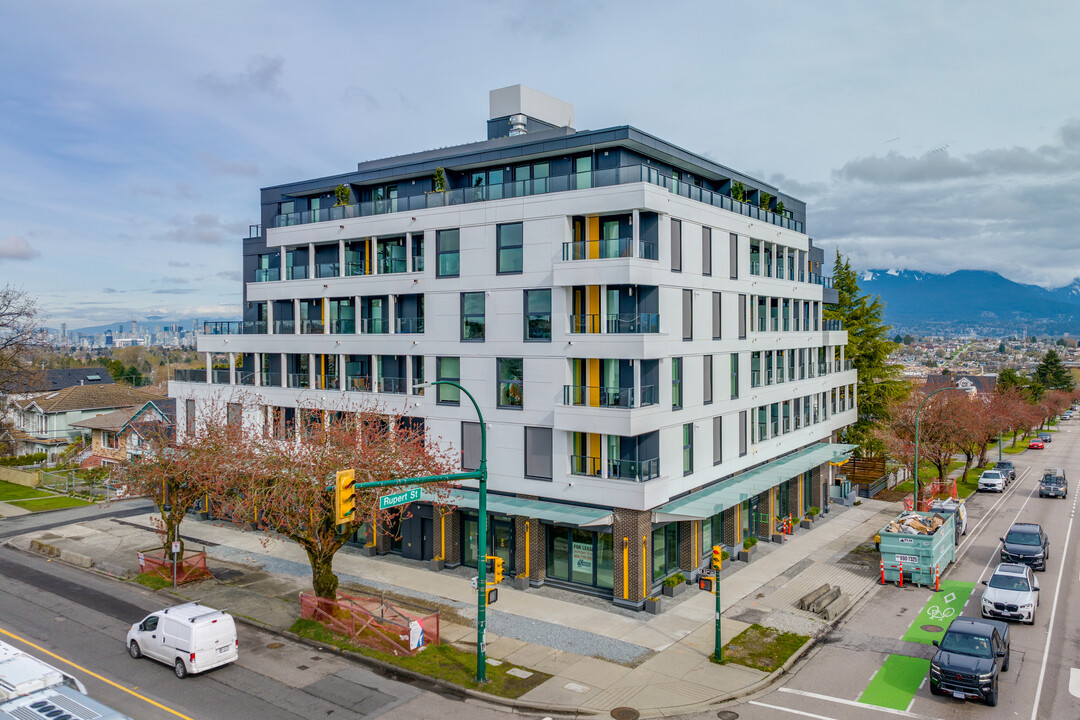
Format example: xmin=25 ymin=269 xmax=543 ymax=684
xmin=925 ymin=591 xmax=959 ymax=622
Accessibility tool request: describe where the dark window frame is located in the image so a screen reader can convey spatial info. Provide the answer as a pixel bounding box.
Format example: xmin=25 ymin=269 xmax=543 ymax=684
xmin=524 ymin=426 xmax=553 ymax=480
xmin=436 ymin=228 xmax=460 ymax=278
xmin=671 ymin=219 xmax=682 ymax=272
xmin=461 ymin=291 xmax=485 ymax=342
xmin=523 ymin=288 xmax=552 ymax=342
xmin=436 ymin=357 xmax=460 ymax=405
xmin=702 ymin=227 xmax=712 ymax=276
xmin=496 ymin=222 xmax=524 ymax=275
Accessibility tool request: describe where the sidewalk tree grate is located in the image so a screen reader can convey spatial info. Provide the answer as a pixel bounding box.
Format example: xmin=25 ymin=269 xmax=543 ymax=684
xmin=610 ymin=708 xmax=640 ymax=720
xmin=920 ymin=624 xmax=942 ymax=633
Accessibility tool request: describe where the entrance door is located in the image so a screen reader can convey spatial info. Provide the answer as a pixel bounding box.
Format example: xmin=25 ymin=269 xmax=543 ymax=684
xmin=491 ymin=516 xmax=514 ymax=575
xmin=420 ymin=517 xmax=433 ymax=560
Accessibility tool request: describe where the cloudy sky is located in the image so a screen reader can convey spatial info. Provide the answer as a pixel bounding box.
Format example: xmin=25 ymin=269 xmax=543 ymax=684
xmin=2 ymin=1 xmax=1078 ymax=329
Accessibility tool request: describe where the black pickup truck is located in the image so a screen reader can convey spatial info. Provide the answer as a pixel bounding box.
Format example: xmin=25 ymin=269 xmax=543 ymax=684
xmin=928 ymin=616 xmax=1011 ymax=706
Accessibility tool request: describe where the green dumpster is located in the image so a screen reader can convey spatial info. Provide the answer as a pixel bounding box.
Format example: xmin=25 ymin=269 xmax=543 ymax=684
xmin=879 ymin=511 xmax=955 ymax=587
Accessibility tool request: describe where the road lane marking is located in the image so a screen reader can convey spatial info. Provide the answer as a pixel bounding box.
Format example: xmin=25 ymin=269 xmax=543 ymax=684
xmin=955 ymin=466 xmax=1030 ymax=561
xmin=0 ymin=625 xmax=195 ymax=720
xmin=965 ymin=480 xmax=1040 ymax=615
xmin=749 ymin=700 xmax=838 ymax=719
xmin=778 ymin=688 xmax=943 ymax=718
xmin=1070 ymin=668 xmax=1080 ymax=698
xmin=858 ymin=655 xmax=930 ymax=710
xmin=1030 ymin=502 xmax=1074 ymax=720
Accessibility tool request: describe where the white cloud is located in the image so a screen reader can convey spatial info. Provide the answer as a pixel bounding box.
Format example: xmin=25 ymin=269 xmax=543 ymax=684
xmin=0 ymin=235 xmax=40 ymax=261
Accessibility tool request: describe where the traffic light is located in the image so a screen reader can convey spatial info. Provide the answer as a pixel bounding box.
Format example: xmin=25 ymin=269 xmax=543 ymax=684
xmin=485 ymin=587 xmax=498 ymax=605
xmin=334 ymin=469 xmax=356 ymax=524
xmin=488 ymin=555 xmax=504 ymax=585
xmin=712 ymin=545 xmax=723 ymax=570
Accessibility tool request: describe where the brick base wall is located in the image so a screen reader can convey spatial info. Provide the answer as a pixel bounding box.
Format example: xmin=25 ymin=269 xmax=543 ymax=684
xmin=613 ymin=508 xmax=652 ymax=604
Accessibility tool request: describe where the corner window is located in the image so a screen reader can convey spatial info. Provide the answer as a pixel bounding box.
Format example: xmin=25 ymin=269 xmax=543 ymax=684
xmin=436 ymin=229 xmax=460 ymax=278
xmin=524 ymin=427 xmax=552 ymax=480
xmin=497 ymin=358 xmax=524 ymax=408
xmin=461 ymin=292 xmax=485 ymax=341
xmin=436 ymin=357 xmax=460 ymax=405
xmin=497 ymin=223 xmax=523 ymax=274
xmin=524 ymin=289 xmax=551 ymax=341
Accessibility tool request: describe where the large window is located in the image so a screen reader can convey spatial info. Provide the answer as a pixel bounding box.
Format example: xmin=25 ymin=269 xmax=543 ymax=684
xmin=546 ymin=527 xmax=613 ymax=590
xmin=672 ymin=357 xmax=683 ymax=410
xmin=497 ymin=358 xmax=524 ymax=408
xmin=730 ymin=353 xmax=739 ymax=399
xmin=712 ymin=416 xmax=722 ymax=465
xmin=652 ymin=524 xmax=679 ymax=581
xmin=461 ymin=292 xmax=485 ymax=341
xmin=497 ymin=223 xmax=523 ymax=274
xmin=683 ymin=423 xmax=693 ymax=476
xmin=702 ymin=226 xmax=712 ymax=276
xmin=436 ymin=357 xmax=459 ymax=405
xmin=436 ymin=229 xmax=459 ymax=278
xmin=524 ymin=289 xmax=551 ymax=341
xmin=524 ymin=427 xmax=552 ymax=480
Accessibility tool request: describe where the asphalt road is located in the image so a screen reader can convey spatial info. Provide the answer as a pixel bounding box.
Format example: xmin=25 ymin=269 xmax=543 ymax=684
xmin=0 ymin=504 xmax=532 ymax=720
xmin=694 ymin=424 xmax=1080 ymax=720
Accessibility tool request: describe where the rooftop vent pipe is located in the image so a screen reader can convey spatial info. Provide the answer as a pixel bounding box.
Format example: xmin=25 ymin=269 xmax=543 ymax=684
xmin=508 ymin=114 xmax=528 ymax=136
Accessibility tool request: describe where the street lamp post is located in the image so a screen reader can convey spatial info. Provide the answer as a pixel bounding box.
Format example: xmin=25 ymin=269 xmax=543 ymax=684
xmin=913 ymin=386 xmax=963 ymax=510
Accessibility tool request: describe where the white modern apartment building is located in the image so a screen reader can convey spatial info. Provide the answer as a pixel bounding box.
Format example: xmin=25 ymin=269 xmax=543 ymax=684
xmin=172 ymin=85 xmax=857 ymax=608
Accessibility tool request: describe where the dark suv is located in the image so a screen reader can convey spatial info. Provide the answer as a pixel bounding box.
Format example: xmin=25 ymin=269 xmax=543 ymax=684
xmin=1000 ymin=523 xmax=1049 ymax=571
xmin=995 ymin=461 xmax=1016 ymax=482
xmin=929 ymin=617 xmax=1010 ymax=706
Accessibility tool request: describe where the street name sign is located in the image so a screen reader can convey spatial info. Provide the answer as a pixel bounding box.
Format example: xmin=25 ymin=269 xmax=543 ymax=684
xmin=379 ymin=487 xmax=421 ymax=510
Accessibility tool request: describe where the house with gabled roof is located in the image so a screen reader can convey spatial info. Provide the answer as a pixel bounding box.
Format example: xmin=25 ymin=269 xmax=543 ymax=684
xmin=70 ymin=398 xmax=175 ymax=467
xmin=8 ymin=385 xmax=163 ymax=462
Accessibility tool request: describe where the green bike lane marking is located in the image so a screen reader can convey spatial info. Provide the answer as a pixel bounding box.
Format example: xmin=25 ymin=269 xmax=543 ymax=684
xmin=858 ymin=579 xmax=976 ymax=710
xmin=902 ymin=579 xmax=975 ymax=645
xmin=858 ymin=655 xmax=931 ymax=710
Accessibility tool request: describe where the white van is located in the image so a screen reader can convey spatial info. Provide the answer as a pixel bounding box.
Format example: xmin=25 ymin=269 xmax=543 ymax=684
xmin=126 ymin=602 xmax=238 ymax=678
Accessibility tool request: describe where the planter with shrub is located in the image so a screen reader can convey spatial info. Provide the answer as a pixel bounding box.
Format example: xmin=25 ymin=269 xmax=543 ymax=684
xmin=738 ymin=536 xmax=758 ymax=563
xmin=801 ymin=506 xmax=821 ymax=530
xmin=661 ymin=572 xmax=687 ymax=597
xmin=644 ymin=596 xmax=663 ymax=614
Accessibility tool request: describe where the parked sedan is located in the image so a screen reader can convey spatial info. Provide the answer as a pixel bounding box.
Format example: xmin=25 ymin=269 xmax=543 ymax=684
xmin=978 ymin=470 xmax=1006 ymax=492
xmin=1038 ymin=432 xmax=1052 ymax=443
xmin=1029 ymin=439 xmax=1045 ymax=449
xmin=981 ymin=563 xmax=1039 ymax=624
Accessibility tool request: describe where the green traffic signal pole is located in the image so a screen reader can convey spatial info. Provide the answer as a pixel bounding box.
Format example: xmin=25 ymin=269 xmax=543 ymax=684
xmin=713 ymin=563 xmax=722 ymax=662
xmin=913 ymin=386 xmax=962 ymax=510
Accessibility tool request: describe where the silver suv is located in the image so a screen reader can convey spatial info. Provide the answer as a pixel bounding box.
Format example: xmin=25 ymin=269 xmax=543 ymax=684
xmin=981 ymin=563 xmax=1039 ymax=624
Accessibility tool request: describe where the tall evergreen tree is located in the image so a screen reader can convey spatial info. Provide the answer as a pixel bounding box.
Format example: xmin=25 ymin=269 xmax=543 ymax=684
xmin=824 ymin=251 xmax=908 ymax=456
xmin=1033 ymin=348 xmax=1075 ymax=392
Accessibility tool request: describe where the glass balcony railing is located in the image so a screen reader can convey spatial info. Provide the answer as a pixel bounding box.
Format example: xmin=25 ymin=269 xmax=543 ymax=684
xmin=361 ymin=318 xmax=389 ymax=334
xmin=286 ymin=265 xmax=308 ymax=281
xmin=563 ymin=385 xmax=638 ymax=408
xmin=202 ymin=321 xmax=267 ymax=335
xmin=379 ymin=256 xmax=407 ymax=274
xmin=314 ymin=374 xmax=338 ymax=390
xmin=561 ymin=237 xmax=634 ymax=261
xmin=272 ymin=164 xmax=805 ymax=233
xmin=823 ymin=318 xmax=844 ymax=331
xmin=570 ymin=455 xmax=602 ymax=477
xmin=260 ymin=371 xmax=281 ymax=387
xmin=345 ymin=259 xmax=368 ymax=276
xmin=569 ymin=314 xmax=601 ymax=334
xmin=606 ymin=313 xmax=659 ymax=334
xmin=211 ymin=369 xmax=231 ymax=384
xmin=346 ymin=376 xmax=372 ymax=392
xmin=300 ymin=320 xmax=324 ymax=334
xmin=173 ymin=369 xmax=206 ymax=382
xmin=237 ymin=372 xmax=255 ymax=386
xmin=287 ymin=373 xmax=310 ymax=389
xmin=607 ymin=457 xmax=660 ymax=482
xmin=412 ymin=254 xmax=423 ymax=272
xmin=809 ymin=273 xmax=834 ymax=288
xmin=315 ymin=262 xmax=339 ymax=279
xmin=254 ymin=268 xmax=280 ymax=282
xmin=273 ymin=320 xmax=295 ymax=334
xmin=379 ymin=376 xmax=406 ymax=394
xmin=845 ymin=359 xmax=854 ymax=371
xmin=395 ymin=317 xmax=424 ymax=334
xmin=330 ymin=319 xmax=355 ymax=334
xmin=751 ymin=370 xmax=760 ymax=387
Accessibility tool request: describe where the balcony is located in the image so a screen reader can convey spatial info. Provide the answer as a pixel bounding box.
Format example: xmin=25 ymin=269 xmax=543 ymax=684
xmin=286 ymin=266 xmax=308 ymax=281
xmin=173 ymin=369 xmax=206 ymax=383
xmin=823 ymin=318 xmax=844 ymax=331
xmin=287 ymin=373 xmax=310 ymax=389
xmin=273 ymin=320 xmax=295 ymax=334
xmin=202 ymin=321 xmax=267 ymax=335
xmin=606 ymin=313 xmax=659 ymax=334
xmin=395 ymin=317 xmax=424 ymax=334
xmin=315 ymin=374 xmax=338 ymax=390
xmin=237 ymin=372 xmax=255 ymax=386
xmin=330 ymin=319 xmax=355 ymax=334
xmin=361 ymin=318 xmax=389 ymax=334
xmin=607 ymin=457 xmax=660 ymax=482
xmin=254 ymin=268 xmax=280 ymax=282
xmin=379 ymin=376 xmax=406 ymax=394
xmin=211 ymin=369 xmax=231 ymax=384
xmin=315 ymin=262 xmax=339 ymax=279
xmin=300 ymin=320 xmax=324 ymax=334
xmin=570 ymin=455 xmax=602 ymax=477
xmin=346 ymin=375 xmax=372 ymax=392
xmin=272 ymin=164 xmax=805 ymax=234
xmin=260 ymin=372 xmax=282 ymax=387
xmin=562 ymin=385 xmax=656 ymax=408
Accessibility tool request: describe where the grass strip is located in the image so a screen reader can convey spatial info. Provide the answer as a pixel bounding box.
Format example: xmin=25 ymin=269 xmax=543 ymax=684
xmin=9 ymin=496 xmax=92 ymax=511
xmin=0 ymin=479 xmax=51 ymax=502
xmin=901 ymin=579 xmax=974 ymax=645
xmin=290 ymin=618 xmax=550 ymax=699
xmin=859 ymin=654 xmax=930 ymax=710
xmin=712 ymin=623 xmax=808 ymax=672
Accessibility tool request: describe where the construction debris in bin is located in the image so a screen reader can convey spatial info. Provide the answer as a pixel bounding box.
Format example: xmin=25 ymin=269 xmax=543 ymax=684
xmin=883 ymin=512 xmax=947 ymax=536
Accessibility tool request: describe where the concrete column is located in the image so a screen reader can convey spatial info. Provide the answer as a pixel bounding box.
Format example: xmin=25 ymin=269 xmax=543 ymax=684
xmin=811 ymin=465 xmax=824 ymax=510
xmin=279 ymin=353 xmax=287 ymax=388
xmin=266 ymin=301 xmax=275 ymax=335
xmin=254 ymin=353 xmax=262 ymax=387
xmin=338 ymin=238 xmax=345 ymax=277
xmin=612 ymin=508 xmax=652 ymax=608
xmin=513 ymin=516 xmax=530 ymax=580
xmin=204 ymin=353 xmax=211 ymax=384
xmin=308 ymin=353 xmax=315 ymax=389
xmin=631 ymin=209 xmax=640 ymax=258
xmin=228 ymin=352 xmax=236 ymax=385
xmin=293 ymin=299 xmax=300 ymax=334
xmin=529 ymin=521 xmax=546 ymax=584
xmin=722 ymin=507 xmax=737 ymax=548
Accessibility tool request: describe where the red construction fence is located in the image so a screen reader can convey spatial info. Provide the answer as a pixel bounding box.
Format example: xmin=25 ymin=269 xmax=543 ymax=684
xmin=902 ymin=479 xmax=958 ymax=511
xmin=300 ymin=590 xmax=440 ymax=656
xmin=136 ymin=548 xmax=212 ymax=584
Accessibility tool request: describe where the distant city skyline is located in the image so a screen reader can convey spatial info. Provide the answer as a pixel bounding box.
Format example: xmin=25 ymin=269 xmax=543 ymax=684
xmin=2 ymin=1 xmax=1077 ymax=327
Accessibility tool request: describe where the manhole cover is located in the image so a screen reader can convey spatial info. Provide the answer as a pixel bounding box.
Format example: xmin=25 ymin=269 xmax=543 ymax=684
xmin=266 ymin=642 xmax=284 ymax=649
xmin=610 ymin=708 xmax=640 ymax=720
xmin=717 ymin=712 xmax=740 ymax=720
xmin=921 ymin=624 xmax=943 ymax=633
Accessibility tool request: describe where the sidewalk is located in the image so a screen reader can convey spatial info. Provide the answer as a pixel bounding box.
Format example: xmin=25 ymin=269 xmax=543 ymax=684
xmin=4 ymin=498 xmax=902 ymax=717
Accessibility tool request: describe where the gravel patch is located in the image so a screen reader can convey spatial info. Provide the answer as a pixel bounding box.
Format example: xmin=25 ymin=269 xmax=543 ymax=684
xmin=759 ymin=609 xmax=822 ymax=636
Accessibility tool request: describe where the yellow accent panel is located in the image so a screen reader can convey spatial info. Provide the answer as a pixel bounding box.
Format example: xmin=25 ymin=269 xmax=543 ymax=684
xmin=587 ymin=433 xmax=601 ymax=463
xmin=587 ymin=217 xmax=600 ymax=258
xmin=587 ymin=358 xmax=600 ymax=406
xmin=735 ymin=504 xmax=741 ymax=545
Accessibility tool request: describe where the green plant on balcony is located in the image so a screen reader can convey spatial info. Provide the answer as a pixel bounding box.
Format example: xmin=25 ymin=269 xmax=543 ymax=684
xmin=432 ymin=167 xmax=447 ymax=192
xmin=731 ymin=181 xmax=746 ymax=203
xmin=759 ymin=191 xmax=773 ymax=211
xmin=333 ymin=184 xmax=351 ymax=207
xmin=775 ymin=200 xmax=786 ymax=217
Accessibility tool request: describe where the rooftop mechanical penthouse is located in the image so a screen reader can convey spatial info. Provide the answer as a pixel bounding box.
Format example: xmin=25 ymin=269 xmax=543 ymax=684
xmin=173 ymin=85 xmax=857 ymax=608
